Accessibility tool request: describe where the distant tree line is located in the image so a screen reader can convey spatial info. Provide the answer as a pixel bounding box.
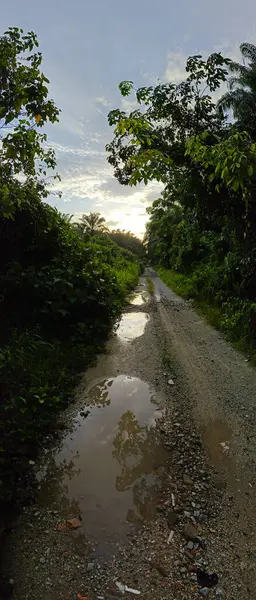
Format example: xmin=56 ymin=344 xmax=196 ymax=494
xmin=73 ymin=211 xmax=145 ymax=259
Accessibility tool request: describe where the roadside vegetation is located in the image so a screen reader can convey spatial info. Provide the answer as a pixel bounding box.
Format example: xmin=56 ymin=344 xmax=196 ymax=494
xmin=0 ymin=28 xmax=141 ymax=526
xmin=107 ymin=44 xmax=256 ymax=355
xmin=146 ymin=276 xmax=154 ymax=295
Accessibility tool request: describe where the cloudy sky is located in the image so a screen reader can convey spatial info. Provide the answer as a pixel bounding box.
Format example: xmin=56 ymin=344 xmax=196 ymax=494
xmin=2 ymin=1 xmax=256 ymax=235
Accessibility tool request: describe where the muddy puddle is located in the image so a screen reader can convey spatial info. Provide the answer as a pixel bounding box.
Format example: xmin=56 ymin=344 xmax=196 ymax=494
xmin=37 ymin=375 xmax=168 ymax=553
xmin=129 ymin=292 xmax=147 ymax=306
xmin=117 ymin=312 xmax=149 ymax=341
xmin=201 ymin=418 xmax=233 ymax=465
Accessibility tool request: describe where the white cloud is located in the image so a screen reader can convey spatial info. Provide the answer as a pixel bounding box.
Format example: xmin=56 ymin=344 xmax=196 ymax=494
xmin=164 ymin=51 xmax=187 ymax=84
xmin=50 ymin=140 xmax=163 ymax=235
xmin=121 ymin=95 xmax=138 ymax=113
xmin=94 ymin=96 xmax=110 ymax=106
xmin=48 ymin=141 xmax=105 ymax=158
xmin=106 ymin=219 xmax=119 ymax=228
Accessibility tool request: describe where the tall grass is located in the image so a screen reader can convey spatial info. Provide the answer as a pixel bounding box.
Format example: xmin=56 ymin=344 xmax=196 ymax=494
xmin=157 ymin=267 xmax=256 ymax=358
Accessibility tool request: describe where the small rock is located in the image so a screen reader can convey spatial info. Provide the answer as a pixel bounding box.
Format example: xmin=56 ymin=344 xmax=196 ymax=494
xmin=87 ymin=562 xmax=94 ymax=571
xmin=199 ymin=588 xmax=211 ymax=597
xmin=183 ymin=522 xmax=198 ymax=541
xmin=187 ymin=541 xmax=194 ymax=550
xmin=67 ymin=518 xmax=81 ymax=529
xmin=167 ymin=510 xmax=179 ymax=528
xmin=168 ymin=379 xmax=174 ymax=385
xmin=183 ymin=474 xmax=193 ymax=485
xmin=39 ymin=557 xmax=46 ymax=564
xmin=155 ymin=564 xmax=169 ymax=577
xmin=80 ymin=410 xmax=90 ymax=418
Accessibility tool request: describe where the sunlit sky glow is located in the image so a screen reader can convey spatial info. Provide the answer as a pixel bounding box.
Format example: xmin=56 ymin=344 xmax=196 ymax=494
xmin=2 ymin=1 xmax=256 ymax=236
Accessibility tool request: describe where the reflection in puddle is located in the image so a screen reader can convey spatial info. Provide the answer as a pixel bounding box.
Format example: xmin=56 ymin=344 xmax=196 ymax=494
xmin=37 ymin=376 xmax=168 ymax=552
xmin=129 ymin=293 xmax=146 ymax=306
xmin=201 ymin=418 xmax=232 ymax=464
xmin=117 ymin=312 xmax=149 ymax=341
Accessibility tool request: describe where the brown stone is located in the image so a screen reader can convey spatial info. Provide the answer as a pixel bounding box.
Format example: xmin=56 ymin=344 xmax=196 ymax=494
xmin=182 ymin=522 xmax=198 ymax=541
xmin=155 ymin=564 xmax=169 ymax=577
xmin=167 ymin=509 xmax=179 ymax=528
xmin=183 ymin=474 xmax=194 ymax=485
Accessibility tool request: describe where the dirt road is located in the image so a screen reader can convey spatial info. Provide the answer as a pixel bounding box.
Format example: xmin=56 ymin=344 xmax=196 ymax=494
xmin=4 ymin=274 xmax=256 ymax=600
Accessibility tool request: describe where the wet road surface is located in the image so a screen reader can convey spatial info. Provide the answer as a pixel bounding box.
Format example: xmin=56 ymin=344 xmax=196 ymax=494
xmin=5 ymin=274 xmax=256 ymax=600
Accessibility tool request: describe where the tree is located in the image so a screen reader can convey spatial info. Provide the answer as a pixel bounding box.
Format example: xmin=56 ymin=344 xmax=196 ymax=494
xmin=217 ymin=43 xmax=256 ymax=138
xmin=106 ymin=51 xmax=251 ymax=238
xmin=106 ymin=53 xmax=230 ymax=188
xmin=0 ymin=27 xmax=60 ymax=217
xmin=108 ymin=229 xmax=145 ymax=258
xmin=61 ymin=213 xmax=74 ymax=223
xmin=145 ymin=199 xmax=183 ymax=265
xmin=106 ymin=46 xmax=256 ymax=351
xmin=76 ymin=212 xmax=109 ymax=236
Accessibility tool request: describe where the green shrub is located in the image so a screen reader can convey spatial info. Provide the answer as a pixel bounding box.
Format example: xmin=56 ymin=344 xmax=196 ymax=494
xmin=158 ymin=267 xmax=256 ymax=353
xmin=157 ymin=267 xmax=194 ymax=299
xmin=0 ymin=196 xmax=139 ymax=513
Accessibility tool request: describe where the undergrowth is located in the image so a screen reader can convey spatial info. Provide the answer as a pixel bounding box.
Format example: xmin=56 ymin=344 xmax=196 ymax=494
xmin=0 ymin=199 xmax=139 ymax=532
xmin=146 ymin=276 xmax=154 ymax=295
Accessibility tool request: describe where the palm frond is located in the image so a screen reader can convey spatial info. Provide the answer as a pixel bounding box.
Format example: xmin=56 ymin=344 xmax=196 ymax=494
xmin=217 ymin=88 xmax=250 ymax=111
xmin=228 ymin=62 xmax=250 ymax=77
xmin=78 ymin=212 xmax=108 ymax=234
xmin=229 ymin=77 xmax=243 ymax=90
xmin=240 ymin=43 xmax=256 ymax=63
xmin=217 ymin=42 xmax=256 ymax=133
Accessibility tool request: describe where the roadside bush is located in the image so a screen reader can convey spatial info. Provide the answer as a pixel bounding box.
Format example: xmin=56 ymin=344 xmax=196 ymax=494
xmin=158 ymin=266 xmax=256 ymax=353
xmin=0 ymin=194 xmax=139 ymax=516
xmin=219 ymin=299 xmax=256 ymax=349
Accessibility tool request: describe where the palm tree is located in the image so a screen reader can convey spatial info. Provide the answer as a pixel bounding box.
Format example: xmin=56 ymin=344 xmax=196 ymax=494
xmin=77 ymin=212 xmax=109 ymax=235
xmin=61 ymin=213 xmax=74 ymax=223
xmin=217 ymin=43 xmax=256 ymax=137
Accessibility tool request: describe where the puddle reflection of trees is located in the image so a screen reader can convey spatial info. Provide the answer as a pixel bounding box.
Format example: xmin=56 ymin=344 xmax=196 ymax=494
xmin=37 ymin=396 xmax=167 ymax=533
xmin=38 ymin=452 xmax=82 ymax=519
xmin=85 ymin=379 xmax=113 ymax=407
xmin=112 ymin=410 xmax=166 ymax=522
xmin=38 ymin=453 xmax=90 ymax=556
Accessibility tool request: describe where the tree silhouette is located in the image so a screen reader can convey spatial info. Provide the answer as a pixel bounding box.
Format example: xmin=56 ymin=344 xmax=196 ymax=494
xmin=76 ymin=212 xmax=109 ymax=235
xmin=112 ymin=410 xmax=167 ymax=521
xmin=218 ymin=42 xmax=256 ymax=137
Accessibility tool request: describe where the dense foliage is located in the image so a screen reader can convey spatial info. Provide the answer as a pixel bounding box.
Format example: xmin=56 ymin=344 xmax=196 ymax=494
xmin=75 ymin=214 xmax=145 ymax=260
xmin=107 ymin=44 xmax=256 ymax=352
xmin=0 ymin=28 xmax=139 ymax=525
xmin=0 ymin=197 xmax=139 ymax=522
xmin=108 ymin=229 xmax=145 ymax=259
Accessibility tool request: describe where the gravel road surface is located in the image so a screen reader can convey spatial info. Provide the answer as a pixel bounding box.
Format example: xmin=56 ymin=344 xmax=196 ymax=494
xmin=3 ymin=274 xmax=256 ymax=600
